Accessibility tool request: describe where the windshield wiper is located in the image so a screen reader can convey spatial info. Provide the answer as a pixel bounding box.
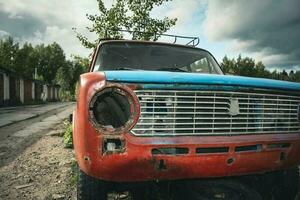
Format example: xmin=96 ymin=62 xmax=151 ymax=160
xmin=157 ymin=67 xmax=188 ymax=72
xmin=113 ymin=67 xmax=137 ymax=70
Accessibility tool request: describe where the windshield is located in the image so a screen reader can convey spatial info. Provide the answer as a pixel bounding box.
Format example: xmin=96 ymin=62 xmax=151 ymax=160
xmin=94 ymin=42 xmax=223 ymax=74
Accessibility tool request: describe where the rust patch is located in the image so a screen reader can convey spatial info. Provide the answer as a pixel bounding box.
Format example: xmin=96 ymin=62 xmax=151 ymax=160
xmin=279 ymin=152 xmax=286 ymax=161
xmin=83 ymin=156 xmax=91 ymax=165
xmin=88 ymin=83 xmax=140 ymax=135
xmin=102 ymin=136 xmax=126 ymax=155
xmin=151 ymin=156 xmax=168 ymax=171
xmin=226 ymin=157 xmax=235 ymax=166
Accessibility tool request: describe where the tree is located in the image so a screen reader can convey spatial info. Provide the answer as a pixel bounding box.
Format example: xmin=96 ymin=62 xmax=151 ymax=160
xmin=254 ymin=61 xmax=271 ymax=78
xmin=293 ymin=71 xmax=300 ymax=82
xmin=14 ymin=43 xmax=38 ymax=78
xmin=35 ymin=43 xmax=66 ymax=84
xmin=71 ymin=55 xmax=90 ymax=71
xmin=0 ymin=37 xmax=19 ymax=71
xmin=56 ymin=56 xmax=88 ymax=95
xmin=219 ymin=55 xmax=300 ymax=82
xmin=279 ymin=70 xmax=289 ymax=81
xmin=220 ymin=56 xmax=235 ymax=74
xmin=127 ymin=0 xmax=177 ymax=40
xmin=75 ymin=0 xmax=177 ymax=48
xmin=234 ymin=55 xmax=256 ymax=77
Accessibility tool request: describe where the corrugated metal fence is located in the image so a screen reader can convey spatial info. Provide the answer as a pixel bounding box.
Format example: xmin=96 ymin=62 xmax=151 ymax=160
xmin=0 ymin=68 xmax=60 ymax=107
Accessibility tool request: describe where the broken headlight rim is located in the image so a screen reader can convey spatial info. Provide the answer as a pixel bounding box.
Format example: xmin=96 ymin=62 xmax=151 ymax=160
xmin=89 ymin=84 xmax=140 ymax=134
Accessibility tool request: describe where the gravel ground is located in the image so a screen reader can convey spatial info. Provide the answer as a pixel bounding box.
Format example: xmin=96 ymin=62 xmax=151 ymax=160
xmin=0 ymin=123 xmax=76 ymax=200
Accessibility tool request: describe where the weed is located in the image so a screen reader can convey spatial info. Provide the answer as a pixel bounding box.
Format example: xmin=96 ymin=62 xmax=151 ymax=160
xmin=63 ymin=120 xmax=73 ymax=148
xmin=70 ymin=159 xmax=79 ymax=185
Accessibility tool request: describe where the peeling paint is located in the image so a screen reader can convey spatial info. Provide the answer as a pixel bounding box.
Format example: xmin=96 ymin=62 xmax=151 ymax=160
xmin=83 ymin=156 xmax=91 ymax=165
xmin=104 ymin=71 xmax=300 ymax=92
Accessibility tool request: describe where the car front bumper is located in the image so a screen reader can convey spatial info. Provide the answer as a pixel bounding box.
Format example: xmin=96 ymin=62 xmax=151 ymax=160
xmin=77 ymin=132 xmax=300 ymax=182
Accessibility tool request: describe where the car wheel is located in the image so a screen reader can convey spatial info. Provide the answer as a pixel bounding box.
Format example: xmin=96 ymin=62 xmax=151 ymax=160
xmin=241 ymin=167 xmax=299 ymax=200
xmin=77 ymin=170 xmax=107 ymax=200
xmin=131 ymin=189 xmax=147 ymax=200
xmin=270 ymin=167 xmax=299 ymax=200
xmin=182 ymin=179 xmax=263 ymax=200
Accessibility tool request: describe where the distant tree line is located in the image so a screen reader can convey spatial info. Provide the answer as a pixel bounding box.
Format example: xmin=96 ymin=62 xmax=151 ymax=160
xmin=0 ymin=37 xmax=89 ymax=98
xmin=1 ymin=37 xmax=299 ymax=99
xmin=220 ymin=55 xmax=300 ymax=82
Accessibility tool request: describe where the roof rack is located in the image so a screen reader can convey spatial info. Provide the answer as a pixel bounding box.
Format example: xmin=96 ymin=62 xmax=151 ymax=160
xmin=104 ymin=29 xmax=200 ymax=47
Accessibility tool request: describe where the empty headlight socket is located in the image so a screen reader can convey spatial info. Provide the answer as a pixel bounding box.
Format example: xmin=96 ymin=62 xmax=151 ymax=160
xmin=102 ymin=137 xmax=126 ymax=155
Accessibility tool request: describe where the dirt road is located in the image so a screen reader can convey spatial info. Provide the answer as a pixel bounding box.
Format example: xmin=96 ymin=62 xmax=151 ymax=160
xmin=0 ymin=103 xmax=76 ymax=200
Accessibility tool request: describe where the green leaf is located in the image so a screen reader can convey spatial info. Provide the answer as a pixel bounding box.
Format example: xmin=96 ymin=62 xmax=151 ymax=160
xmin=74 ymin=0 xmax=177 ymax=47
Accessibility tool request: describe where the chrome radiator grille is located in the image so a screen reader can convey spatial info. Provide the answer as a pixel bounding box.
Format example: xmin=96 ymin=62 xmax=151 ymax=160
xmin=132 ymin=90 xmax=300 ymax=136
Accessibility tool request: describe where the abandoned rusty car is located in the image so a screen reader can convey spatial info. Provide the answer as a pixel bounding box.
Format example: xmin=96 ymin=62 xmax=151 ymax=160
xmin=73 ymin=36 xmax=300 ymax=200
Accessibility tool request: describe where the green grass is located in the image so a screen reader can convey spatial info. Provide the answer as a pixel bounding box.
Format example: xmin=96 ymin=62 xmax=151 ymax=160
xmin=70 ymin=159 xmax=79 ymax=185
xmin=63 ymin=120 xmax=73 ymax=149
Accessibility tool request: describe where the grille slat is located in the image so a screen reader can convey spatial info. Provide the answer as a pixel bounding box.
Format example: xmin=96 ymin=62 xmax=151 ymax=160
xmin=133 ymin=90 xmax=300 ymax=136
xmin=134 ymin=126 xmax=297 ymax=131
xmin=138 ymin=100 xmax=300 ymax=105
xmin=136 ymin=121 xmax=299 ymax=125
xmin=137 ymin=111 xmax=297 ymax=115
xmin=140 ymin=106 xmax=229 ymax=109
xmin=135 ymin=91 xmax=300 ymax=100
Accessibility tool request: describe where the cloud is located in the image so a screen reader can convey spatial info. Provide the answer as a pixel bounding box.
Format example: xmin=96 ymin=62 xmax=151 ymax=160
xmin=166 ymin=0 xmax=204 ymax=25
xmin=150 ymin=0 xmax=206 ymax=44
xmin=0 ymin=0 xmax=100 ymax=58
xmin=0 ymin=11 xmax=46 ymax=39
xmin=151 ymin=0 xmax=205 ymax=25
xmin=0 ymin=0 xmax=206 ymax=59
xmin=26 ymin=26 xmax=93 ymax=57
xmin=0 ymin=30 xmax=10 ymax=38
xmin=203 ymin=0 xmax=300 ymax=70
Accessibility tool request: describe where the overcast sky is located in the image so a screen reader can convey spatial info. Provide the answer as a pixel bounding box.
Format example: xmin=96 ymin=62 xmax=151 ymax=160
xmin=0 ymin=0 xmax=299 ymax=71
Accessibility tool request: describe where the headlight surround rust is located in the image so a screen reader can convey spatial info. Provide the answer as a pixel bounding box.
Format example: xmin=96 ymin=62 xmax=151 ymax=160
xmin=89 ymin=84 xmax=140 ymax=134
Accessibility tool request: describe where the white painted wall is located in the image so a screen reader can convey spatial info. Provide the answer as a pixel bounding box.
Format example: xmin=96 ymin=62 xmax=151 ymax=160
xmin=42 ymin=84 xmax=48 ymax=101
xmin=50 ymin=86 xmax=53 ymax=100
xmin=3 ymin=73 xmax=9 ymax=100
xmin=55 ymin=88 xmax=59 ymax=100
xmin=54 ymin=88 xmax=57 ymax=99
xmin=20 ymin=78 xmax=24 ymax=103
xmin=32 ymin=82 xmax=35 ymax=100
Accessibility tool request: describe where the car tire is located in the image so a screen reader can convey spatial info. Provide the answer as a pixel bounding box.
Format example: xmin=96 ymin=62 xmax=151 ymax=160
xmin=77 ymin=170 xmax=107 ymax=200
xmin=131 ymin=189 xmax=147 ymax=200
xmin=270 ymin=167 xmax=299 ymax=200
xmin=241 ymin=167 xmax=299 ymax=200
xmin=180 ymin=179 xmax=263 ymax=200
